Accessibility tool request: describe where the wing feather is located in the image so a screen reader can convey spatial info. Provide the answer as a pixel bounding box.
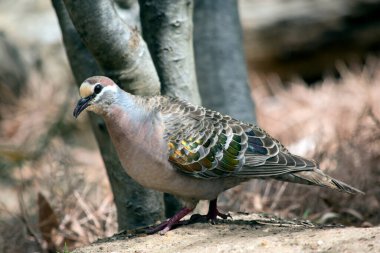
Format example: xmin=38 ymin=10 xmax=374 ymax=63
xmin=158 ymin=97 xmax=315 ymax=179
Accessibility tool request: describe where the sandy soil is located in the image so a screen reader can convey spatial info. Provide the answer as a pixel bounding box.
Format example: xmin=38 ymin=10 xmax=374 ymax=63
xmin=73 ymin=213 xmax=379 ymax=253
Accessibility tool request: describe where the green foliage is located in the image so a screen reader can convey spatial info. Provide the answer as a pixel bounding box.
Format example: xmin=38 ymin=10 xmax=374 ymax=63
xmin=57 ymin=243 xmax=72 ymax=253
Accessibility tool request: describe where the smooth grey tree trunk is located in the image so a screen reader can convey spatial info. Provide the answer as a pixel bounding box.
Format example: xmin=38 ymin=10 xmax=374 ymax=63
xmin=139 ymin=0 xmax=201 ymax=105
xmin=194 ymin=0 xmax=256 ymax=123
xmin=53 ymin=0 xmax=165 ymax=230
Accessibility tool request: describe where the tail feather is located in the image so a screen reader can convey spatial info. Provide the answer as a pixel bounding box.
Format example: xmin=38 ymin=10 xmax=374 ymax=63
xmin=328 ymin=177 xmax=364 ymax=194
xmin=274 ymin=168 xmax=364 ymax=194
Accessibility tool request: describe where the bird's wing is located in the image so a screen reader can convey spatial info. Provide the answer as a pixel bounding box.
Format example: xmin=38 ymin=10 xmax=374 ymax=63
xmin=158 ymin=97 xmax=315 ymax=179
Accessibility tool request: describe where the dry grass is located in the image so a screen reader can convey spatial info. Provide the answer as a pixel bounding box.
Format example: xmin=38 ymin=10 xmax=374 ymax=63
xmin=219 ymin=56 xmax=380 ymax=226
xmin=0 ymin=59 xmax=116 ymax=252
xmin=1 ymin=54 xmax=380 ymax=252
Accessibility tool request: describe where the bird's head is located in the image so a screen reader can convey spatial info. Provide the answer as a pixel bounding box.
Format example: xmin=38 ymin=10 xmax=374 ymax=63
xmin=73 ymin=76 xmax=118 ymax=118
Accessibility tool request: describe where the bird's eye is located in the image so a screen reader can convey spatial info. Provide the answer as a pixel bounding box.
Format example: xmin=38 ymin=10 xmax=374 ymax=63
xmin=94 ymin=84 xmax=103 ymax=94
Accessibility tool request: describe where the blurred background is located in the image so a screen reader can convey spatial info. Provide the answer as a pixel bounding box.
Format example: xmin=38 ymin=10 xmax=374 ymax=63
xmin=0 ymin=0 xmax=379 ymax=252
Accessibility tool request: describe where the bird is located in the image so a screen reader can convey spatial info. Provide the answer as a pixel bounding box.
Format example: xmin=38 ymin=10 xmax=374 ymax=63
xmin=73 ymin=76 xmax=363 ymax=234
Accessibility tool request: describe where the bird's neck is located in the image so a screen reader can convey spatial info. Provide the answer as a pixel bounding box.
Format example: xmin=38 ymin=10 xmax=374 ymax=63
xmin=102 ymin=92 xmax=164 ymax=154
xmin=101 ymin=93 xmax=169 ymax=182
xmin=103 ymin=92 xmax=152 ymax=133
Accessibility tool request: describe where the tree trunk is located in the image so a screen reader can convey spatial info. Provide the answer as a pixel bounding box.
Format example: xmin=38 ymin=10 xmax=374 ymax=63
xmin=52 ymin=0 xmax=165 ymax=230
xmin=139 ymin=0 xmax=201 ymax=105
xmin=193 ymin=0 xmax=256 ymax=123
xmin=62 ymin=0 xmax=160 ymax=96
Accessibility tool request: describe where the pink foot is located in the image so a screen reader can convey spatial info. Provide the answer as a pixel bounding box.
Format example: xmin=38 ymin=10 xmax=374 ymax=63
xmin=146 ymin=207 xmax=193 ymax=235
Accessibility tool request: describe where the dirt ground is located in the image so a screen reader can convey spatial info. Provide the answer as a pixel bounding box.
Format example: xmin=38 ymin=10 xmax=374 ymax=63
xmin=73 ymin=213 xmax=379 ymax=253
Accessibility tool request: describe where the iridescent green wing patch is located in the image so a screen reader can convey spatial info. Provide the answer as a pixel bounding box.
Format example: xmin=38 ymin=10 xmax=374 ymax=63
xmin=161 ymin=97 xmax=316 ymax=179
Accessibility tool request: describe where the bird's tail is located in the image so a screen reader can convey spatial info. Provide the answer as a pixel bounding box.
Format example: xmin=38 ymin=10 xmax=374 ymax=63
xmin=274 ymin=168 xmax=364 ymax=194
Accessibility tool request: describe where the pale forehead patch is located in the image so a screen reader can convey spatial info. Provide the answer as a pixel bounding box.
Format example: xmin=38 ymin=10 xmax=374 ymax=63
xmin=79 ymin=82 xmax=94 ymax=98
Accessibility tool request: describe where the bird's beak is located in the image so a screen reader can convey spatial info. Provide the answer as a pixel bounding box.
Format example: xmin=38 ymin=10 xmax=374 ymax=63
xmin=73 ymin=96 xmax=92 ymax=118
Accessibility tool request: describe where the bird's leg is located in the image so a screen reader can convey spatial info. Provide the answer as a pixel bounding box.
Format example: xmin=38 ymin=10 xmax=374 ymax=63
xmin=147 ymin=207 xmax=193 ymax=235
xmin=206 ymin=199 xmax=231 ymax=223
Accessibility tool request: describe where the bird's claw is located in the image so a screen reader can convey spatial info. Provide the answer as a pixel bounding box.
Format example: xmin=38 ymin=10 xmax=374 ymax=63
xmin=207 ymin=210 xmax=232 ymax=224
xmin=218 ymin=212 xmax=232 ymax=220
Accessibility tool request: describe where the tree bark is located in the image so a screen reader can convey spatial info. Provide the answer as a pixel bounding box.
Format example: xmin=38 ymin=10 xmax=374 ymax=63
xmin=53 ymin=0 xmax=165 ymax=230
xmin=139 ymin=0 xmax=201 ymax=105
xmin=114 ymin=0 xmax=141 ymax=32
xmin=193 ymin=0 xmax=256 ymax=123
xmin=63 ymin=0 xmax=160 ymax=96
